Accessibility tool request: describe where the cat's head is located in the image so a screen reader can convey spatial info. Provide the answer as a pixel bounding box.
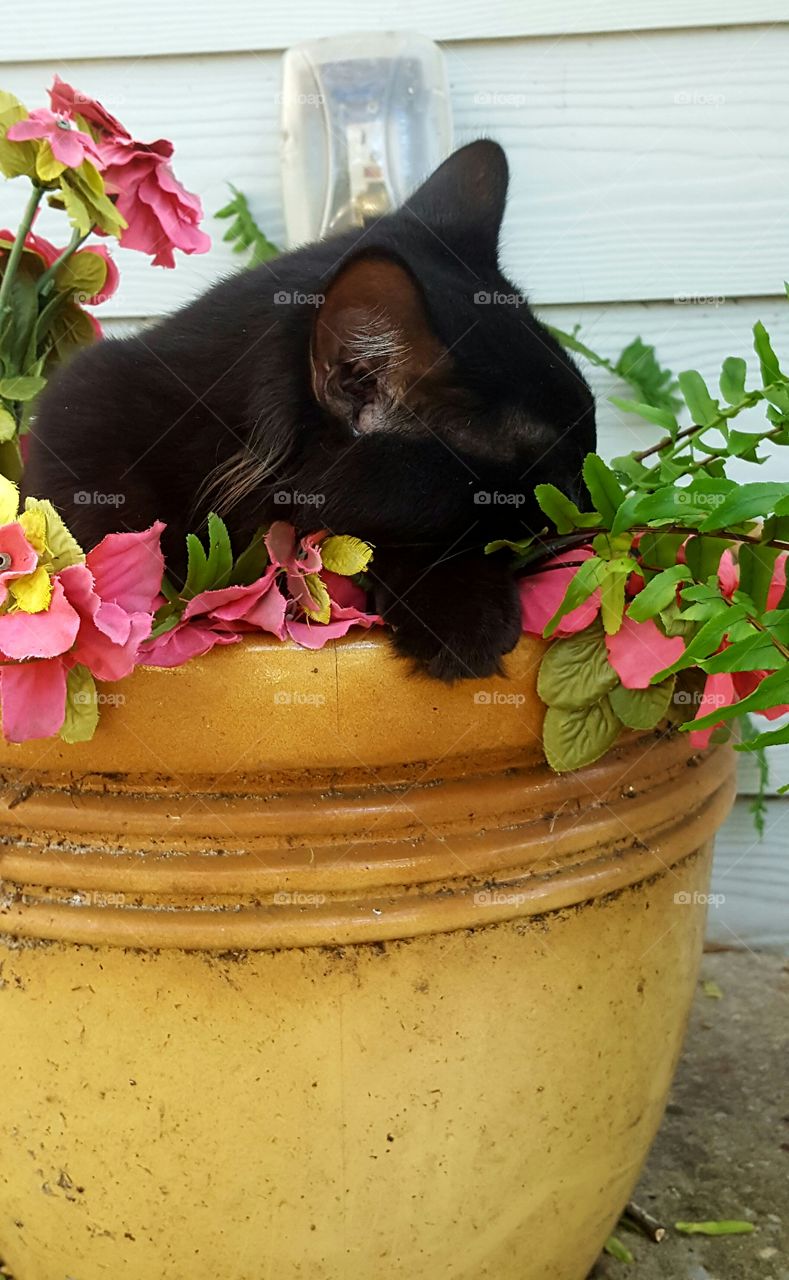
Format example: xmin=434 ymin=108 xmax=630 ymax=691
xmin=306 ymin=140 xmax=595 ymax=536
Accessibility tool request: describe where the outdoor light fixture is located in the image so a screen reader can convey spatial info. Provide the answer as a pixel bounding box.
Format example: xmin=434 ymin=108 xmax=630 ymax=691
xmin=280 ymin=31 xmax=452 ymax=247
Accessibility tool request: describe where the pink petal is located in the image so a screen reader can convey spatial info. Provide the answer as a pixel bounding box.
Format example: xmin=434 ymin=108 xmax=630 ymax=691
xmin=689 ymin=672 xmax=737 ymax=749
xmin=322 ymin=570 xmax=369 ymax=611
xmin=182 ymin=570 xmax=277 ymax=622
xmin=0 ymin=523 xmax=39 ymax=583
xmin=519 ymin=549 xmax=600 ymax=637
xmin=139 ymin=622 xmax=238 ymax=668
xmin=0 ymin=661 xmax=68 ymax=742
xmin=243 ymin=581 xmax=288 ymax=638
xmin=264 ymin=522 xmax=297 ymax=569
xmin=734 ymin=669 xmax=789 ymax=720
xmin=286 ymin=603 xmax=382 ymax=649
xmin=0 ymin=578 xmax=80 ymax=660
xmin=718 ymin=549 xmax=738 ymax=599
xmin=86 ymin=521 xmax=165 ymax=613
xmin=767 ymin=554 xmax=786 ymax=610
xmin=606 ymin=616 xmax=685 ymax=689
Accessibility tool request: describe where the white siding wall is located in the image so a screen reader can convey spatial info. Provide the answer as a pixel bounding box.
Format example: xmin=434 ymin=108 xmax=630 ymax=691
xmin=2 ymin=2 xmax=788 ymax=944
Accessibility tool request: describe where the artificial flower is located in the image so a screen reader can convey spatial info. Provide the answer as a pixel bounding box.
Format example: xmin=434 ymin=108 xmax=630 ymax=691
xmin=7 ymin=108 xmax=103 ymax=172
xmin=99 ymin=136 xmax=210 ymax=268
xmin=48 ymin=76 xmax=130 ymax=141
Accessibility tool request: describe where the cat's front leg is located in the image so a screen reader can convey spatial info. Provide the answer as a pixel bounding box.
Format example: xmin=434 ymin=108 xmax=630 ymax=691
xmin=371 ymin=550 xmax=523 ymax=682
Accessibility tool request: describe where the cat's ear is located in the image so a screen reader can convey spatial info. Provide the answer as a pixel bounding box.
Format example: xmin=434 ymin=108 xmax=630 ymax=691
xmin=402 ymin=139 xmax=508 ymax=263
xmin=310 ymin=254 xmax=450 ymax=428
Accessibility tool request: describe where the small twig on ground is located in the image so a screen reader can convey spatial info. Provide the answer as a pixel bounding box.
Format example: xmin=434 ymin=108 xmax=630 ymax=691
xmin=623 ymin=1200 xmax=667 ymax=1242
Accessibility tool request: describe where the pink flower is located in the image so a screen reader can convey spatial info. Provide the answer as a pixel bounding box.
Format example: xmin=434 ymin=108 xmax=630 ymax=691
xmin=265 ymin=523 xmax=323 ymax=610
xmin=519 ymin=549 xmax=600 ymax=637
xmin=140 ymin=570 xmax=288 ymax=668
xmin=0 ymin=523 xmax=164 ymax=742
xmin=48 ymin=76 xmax=130 ymax=141
xmin=605 ymin=616 xmax=685 ymax=689
xmin=0 ymin=523 xmax=39 ymax=601
xmin=718 ymin=548 xmax=786 ymax=608
xmin=8 ymin=108 xmax=103 ymax=169
xmin=285 ymin=600 xmax=381 ymax=649
xmin=98 ymin=136 xmax=210 ymax=268
xmin=0 ymin=577 xmax=80 ymax=660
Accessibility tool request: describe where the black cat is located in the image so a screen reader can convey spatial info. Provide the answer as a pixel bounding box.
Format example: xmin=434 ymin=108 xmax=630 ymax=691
xmin=24 ymin=140 xmax=595 ymax=680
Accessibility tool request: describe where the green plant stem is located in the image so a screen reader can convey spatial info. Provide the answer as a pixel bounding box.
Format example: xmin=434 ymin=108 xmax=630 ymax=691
xmin=633 ymin=392 xmax=765 ymax=467
xmin=0 ymin=182 xmax=45 ymax=320
xmin=36 ymin=227 xmax=92 ymax=297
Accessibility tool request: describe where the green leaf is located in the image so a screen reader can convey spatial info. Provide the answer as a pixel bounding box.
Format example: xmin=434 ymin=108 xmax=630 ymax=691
xmin=639 ymin=531 xmax=687 ymax=570
xmin=609 ymin=396 xmax=678 ymax=431
xmin=205 ymin=512 xmax=233 ymax=589
xmin=719 ymin=356 xmax=748 ymax=406
xmin=543 ymin=697 xmax=622 ymax=772
xmin=753 ymin=320 xmax=782 ymax=386
xmin=24 ymin=497 xmax=84 ymax=571
xmin=655 ymin=603 xmax=748 ymax=679
xmin=684 ymin=536 xmax=733 ymax=583
xmin=699 ymin=483 xmax=789 ymax=532
xmin=60 ymin=666 xmax=100 ymax=744
xmin=702 ymin=632 xmax=777 ymax=673
xmin=603 ymin=1236 xmax=634 ymax=1264
xmin=0 ymin=405 xmax=16 ymax=442
xmin=320 ymin=534 xmax=374 ymax=576
xmin=738 ymin=542 xmax=780 ymax=612
xmin=599 ymin=561 xmax=630 ymax=634
xmin=613 ymin=336 xmax=681 ymax=412
xmin=55 ymin=248 xmax=107 ymax=300
xmin=230 ymin=527 xmax=269 ymax=586
xmin=183 ymin=532 xmax=210 ymax=599
xmin=543 ymin=556 xmax=605 ymax=638
xmin=0 ymin=375 xmax=47 ymax=402
xmin=214 ymin=185 xmax=280 ymax=266
xmin=609 ymin=678 xmax=675 ymax=730
xmin=628 ymin=479 xmax=735 ymax=530
xmin=534 ymin=483 xmax=601 ymax=534
xmin=537 ymin=622 xmax=618 ymax=709
xmin=678 ymin=369 xmax=719 ymax=426
xmin=674 ymin=1221 xmax=755 ymax=1237
xmin=736 ymin=721 xmax=789 ymax=753
xmin=627 ymin=565 xmax=691 ymax=621
xmin=582 ymin=454 xmax=625 ymax=524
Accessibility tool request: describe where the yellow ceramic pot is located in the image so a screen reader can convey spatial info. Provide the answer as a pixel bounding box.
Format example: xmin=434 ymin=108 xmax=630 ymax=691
xmin=0 ymin=634 xmax=735 ymax=1280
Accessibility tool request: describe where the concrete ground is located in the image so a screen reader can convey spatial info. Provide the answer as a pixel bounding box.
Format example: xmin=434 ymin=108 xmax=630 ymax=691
xmin=591 ymin=951 xmax=789 ymax=1280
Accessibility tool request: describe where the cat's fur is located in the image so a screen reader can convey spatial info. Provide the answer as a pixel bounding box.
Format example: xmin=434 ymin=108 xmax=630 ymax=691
xmin=24 ymin=140 xmax=595 ymax=680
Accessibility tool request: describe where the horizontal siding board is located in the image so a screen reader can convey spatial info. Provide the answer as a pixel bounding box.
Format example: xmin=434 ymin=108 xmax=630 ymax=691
xmin=2 ymin=23 xmax=789 ymax=311
xmin=708 ymin=797 xmax=789 ymax=950
xmin=4 ymin=3 xmax=787 ymax=61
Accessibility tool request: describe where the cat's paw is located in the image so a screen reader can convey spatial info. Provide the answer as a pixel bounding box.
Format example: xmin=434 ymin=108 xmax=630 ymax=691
xmin=382 ymin=568 xmax=523 ymax=683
